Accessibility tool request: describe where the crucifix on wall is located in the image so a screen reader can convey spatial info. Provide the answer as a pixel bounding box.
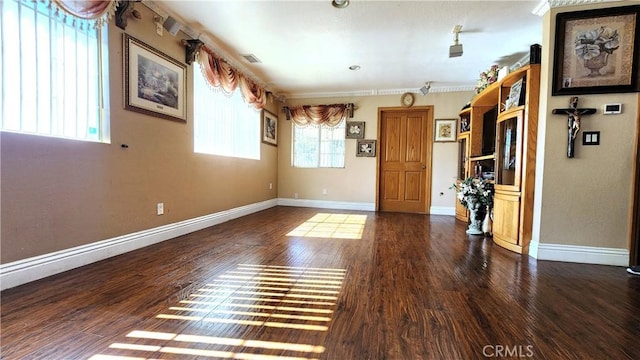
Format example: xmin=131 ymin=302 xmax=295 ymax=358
xmin=552 ymin=97 xmax=596 ymax=158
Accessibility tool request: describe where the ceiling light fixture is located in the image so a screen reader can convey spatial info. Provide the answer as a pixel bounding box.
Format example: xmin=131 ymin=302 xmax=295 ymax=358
xmin=449 ymin=25 xmax=463 ymax=58
xmin=332 ymin=0 xmax=350 ymax=9
xmin=419 ymin=82 xmax=431 ymax=95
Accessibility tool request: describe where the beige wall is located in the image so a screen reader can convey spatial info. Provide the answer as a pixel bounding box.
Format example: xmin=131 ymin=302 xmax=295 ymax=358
xmin=279 ymin=91 xmax=474 ymax=209
xmin=534 ymin=3 xmax=639 ymax=250
xmin=0 ymin=5 xmax=279 ymax=263
xmin=4 ymin=2 xmax=638 ymax=267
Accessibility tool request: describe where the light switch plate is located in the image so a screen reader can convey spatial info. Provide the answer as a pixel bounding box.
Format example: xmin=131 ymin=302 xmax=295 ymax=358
xmin=583 ymin=131 xmax=600 ymax=146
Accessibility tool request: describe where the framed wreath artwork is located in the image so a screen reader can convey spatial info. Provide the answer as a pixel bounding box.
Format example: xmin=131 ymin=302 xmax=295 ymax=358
xmin=434 ymin=119 xmax=457 ymax=142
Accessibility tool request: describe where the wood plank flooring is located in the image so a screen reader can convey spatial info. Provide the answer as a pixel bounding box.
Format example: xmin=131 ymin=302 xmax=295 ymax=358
xmin=1 ymin=206 xmax=639 ymax=359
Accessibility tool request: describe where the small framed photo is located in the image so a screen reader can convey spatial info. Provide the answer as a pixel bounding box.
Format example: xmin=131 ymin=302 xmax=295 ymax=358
xmin=356 ymin=139 xmax=376 ymax=157
xmin=262 ymin=109 xmax=278 ymax=146
xmin=123 ymin=34 xmax=187 ymax=122
xmin=434 ymin=119 xmax=457 ymax=142
xmin=505 ymin=78 xmax=525 ymax=111
xmin=346 ymin=121 xmax=365 ymax=139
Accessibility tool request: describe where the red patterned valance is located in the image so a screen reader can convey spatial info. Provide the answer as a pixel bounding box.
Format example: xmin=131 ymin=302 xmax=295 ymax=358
xmin=198 ymin=45 xmax=267 ymax=110
xmin=52 ymin=0 xmax=117 ymax=27
xmin=285 ymin=104 xmax=353 ymax=127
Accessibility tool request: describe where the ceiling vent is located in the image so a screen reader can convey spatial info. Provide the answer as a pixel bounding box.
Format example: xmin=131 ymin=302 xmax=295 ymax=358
xmin=241 ymin=54 xmax=262 ymax=63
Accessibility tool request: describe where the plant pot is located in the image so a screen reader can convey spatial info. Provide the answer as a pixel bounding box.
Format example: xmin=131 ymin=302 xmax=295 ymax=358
xmin=466 ymin=201 xmax=484 ymax=235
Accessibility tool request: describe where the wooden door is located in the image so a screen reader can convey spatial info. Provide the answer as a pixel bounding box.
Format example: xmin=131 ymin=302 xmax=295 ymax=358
xmin=378 ymin=107 xmax=433 ymax=213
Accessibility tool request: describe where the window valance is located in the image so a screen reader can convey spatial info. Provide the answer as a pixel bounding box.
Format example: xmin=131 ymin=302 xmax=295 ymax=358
xmin=52 ymin=0 xmax=117 ymax=28
xmin=197 ymin=45 xmax=267 ymax=110
xmin=284 ymin=103 xmax=354 ymax=127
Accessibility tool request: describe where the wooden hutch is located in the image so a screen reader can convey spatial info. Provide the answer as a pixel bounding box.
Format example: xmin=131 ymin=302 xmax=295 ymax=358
xmin=456 ymin=64 xmax=540 ymax=254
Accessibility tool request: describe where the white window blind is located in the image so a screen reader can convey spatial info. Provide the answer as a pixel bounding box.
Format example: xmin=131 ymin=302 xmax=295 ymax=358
xmin=293 ymin=120 xmax=345 ymax=168
xmin=0 ymin=0 xmax=109 ymax=142
xmin=193 ymin=62 xmax=260 ymax=160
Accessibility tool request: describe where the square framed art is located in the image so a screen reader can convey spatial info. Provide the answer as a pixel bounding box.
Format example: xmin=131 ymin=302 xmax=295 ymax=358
xmin=434 ymin=119 xmax=457 ymax=142
xmin=552 ymin=5 xmax=640 ymax=95
xmin=356 ymin=139 xmax=376 ymax=157
xmin=346 ymin=121 xmax=365 ymax=139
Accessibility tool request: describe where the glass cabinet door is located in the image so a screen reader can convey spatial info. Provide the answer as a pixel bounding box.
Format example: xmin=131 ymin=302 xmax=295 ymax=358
xmin=458 ymin=135 xmax=468 ymax=179
xmin=496 ymin=112 xmax=522 ymax=187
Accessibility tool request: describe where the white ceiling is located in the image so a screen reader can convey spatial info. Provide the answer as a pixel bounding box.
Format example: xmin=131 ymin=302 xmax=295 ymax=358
xmin=150 ymin=0 xmax=547 ymax=99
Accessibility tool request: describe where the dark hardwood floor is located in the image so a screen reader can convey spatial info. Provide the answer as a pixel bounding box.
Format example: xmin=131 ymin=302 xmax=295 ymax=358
xmin=1 ymin=206 xmax=639 ymax=360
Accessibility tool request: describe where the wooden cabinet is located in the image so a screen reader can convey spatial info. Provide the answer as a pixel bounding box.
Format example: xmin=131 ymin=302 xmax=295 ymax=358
xmin=456 ymin=64 xmax=540 ymax=254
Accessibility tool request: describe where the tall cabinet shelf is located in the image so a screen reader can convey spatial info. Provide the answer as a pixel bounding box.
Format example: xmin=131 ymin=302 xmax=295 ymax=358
xmin=456 ymin=64 xmax=540 ymax=254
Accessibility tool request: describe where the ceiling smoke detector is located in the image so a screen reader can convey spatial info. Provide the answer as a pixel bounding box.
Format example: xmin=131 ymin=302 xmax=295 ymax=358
xmin=449 ymin=25 xmax=463 ymax=58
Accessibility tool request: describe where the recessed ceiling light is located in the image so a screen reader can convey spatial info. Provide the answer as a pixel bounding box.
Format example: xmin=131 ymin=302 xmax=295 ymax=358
xmin=349 ymin=65 xmax=361 ymax=71
xmin=332 ymin=0 xmax=350 ymax=9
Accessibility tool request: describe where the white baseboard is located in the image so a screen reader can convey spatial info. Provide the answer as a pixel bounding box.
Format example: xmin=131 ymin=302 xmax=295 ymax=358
xmin=277 ymin=198 xmax=375 ymax=211
xmin=277 ymin=199 xmax=453 ymax=215
xmin=429 ymin=206 xmax=455 ymax=216
xmin=0 ymin=199 xmax=278 ymax=291
xmin=533 ymin=243 xmax=629 ymax=266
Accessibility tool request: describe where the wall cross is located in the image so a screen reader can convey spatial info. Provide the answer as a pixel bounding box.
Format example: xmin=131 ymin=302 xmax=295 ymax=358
xmin=551 ymin=97 xmax=596 ymax=158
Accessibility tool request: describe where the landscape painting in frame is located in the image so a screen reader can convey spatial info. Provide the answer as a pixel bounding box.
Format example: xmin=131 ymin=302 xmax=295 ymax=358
xmin=552 ymin=5 xmax=640 ymax=95
xmin=124 ymin=34 xmax=187 ymax=122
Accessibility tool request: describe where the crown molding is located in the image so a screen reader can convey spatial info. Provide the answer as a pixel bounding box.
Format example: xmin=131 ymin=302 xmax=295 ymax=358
xmin=284 ymin=85 xmax=475 ymax=100
xmin=532 ymin=0 xmax=627 ymax=16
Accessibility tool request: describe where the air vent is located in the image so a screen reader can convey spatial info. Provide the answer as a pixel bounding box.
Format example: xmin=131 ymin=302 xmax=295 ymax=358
xmin=241 ymin=54 xmax=262 ymax=63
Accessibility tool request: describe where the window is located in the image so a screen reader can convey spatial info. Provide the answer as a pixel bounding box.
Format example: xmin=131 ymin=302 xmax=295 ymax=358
xmin=193 ymin=62 xmax=260 ymax=160
xmin=0 ymin=0 xmax=109 ymax=142
xmin=293 ymin=120 xmax=345 ymax=168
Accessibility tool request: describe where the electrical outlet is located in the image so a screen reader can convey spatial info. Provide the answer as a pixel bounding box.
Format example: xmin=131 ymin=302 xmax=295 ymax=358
xmin=269 ymin=182 xmax=273 ymax=190
xmin=294 ymin=193 xmax=299 ymax=199
xmin=322 ymin=188 xmax=328 ymax=195
xmin=157 ymin=202 xmax=164 ymax=215
xmin=156 ymin=22 xmax=163 ymax=36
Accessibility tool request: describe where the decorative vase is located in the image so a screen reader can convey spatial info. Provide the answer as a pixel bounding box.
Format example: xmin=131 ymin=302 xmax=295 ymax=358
xmin=482 ymin=206 xmax=493 ymax=236
xmin=466 ymin=200 xmax=484 ymax=235
xmin=584 ymin=52 xmax=609 ymax=77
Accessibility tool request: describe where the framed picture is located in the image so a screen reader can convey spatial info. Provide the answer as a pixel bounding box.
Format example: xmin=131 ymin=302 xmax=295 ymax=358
xmin=356 ymin=139 xmax=376 ymax=157
xmin=552 ymin=5 xmax=640 ymax=95
xmin=262 ymin=109 xmax=278 ymax=146
xmin=505 ymin=78 xmax=525 ymax=110
xmin=434 ymin=119 xmax=457 ymax=142
xmin=123 ymin=34 xmax=187 ymax=122
xmin=346 ymin=121 xmax=365 ymax=139
xmin=459 ymin=115 xmax=470 ymax=133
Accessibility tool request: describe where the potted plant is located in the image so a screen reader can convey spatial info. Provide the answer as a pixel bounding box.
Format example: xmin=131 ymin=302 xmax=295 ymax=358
xmin=451 ymin=177 xmax=494 ymax=235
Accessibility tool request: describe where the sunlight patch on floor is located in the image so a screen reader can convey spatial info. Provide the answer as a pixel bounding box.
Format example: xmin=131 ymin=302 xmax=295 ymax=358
xmin=286 ymin=213 xmax=367 ymax=239
xmin=90 ymin=263 xmax=345 ymax=360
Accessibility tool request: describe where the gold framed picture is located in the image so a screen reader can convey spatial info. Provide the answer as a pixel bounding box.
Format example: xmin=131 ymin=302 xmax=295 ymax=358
xmin=434 ymin=119 xmax=457 ymax=142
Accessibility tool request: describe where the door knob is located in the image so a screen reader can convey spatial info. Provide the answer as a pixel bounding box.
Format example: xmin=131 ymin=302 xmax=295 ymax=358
xmin=421 ymin=165 xmax=427 ymax=169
